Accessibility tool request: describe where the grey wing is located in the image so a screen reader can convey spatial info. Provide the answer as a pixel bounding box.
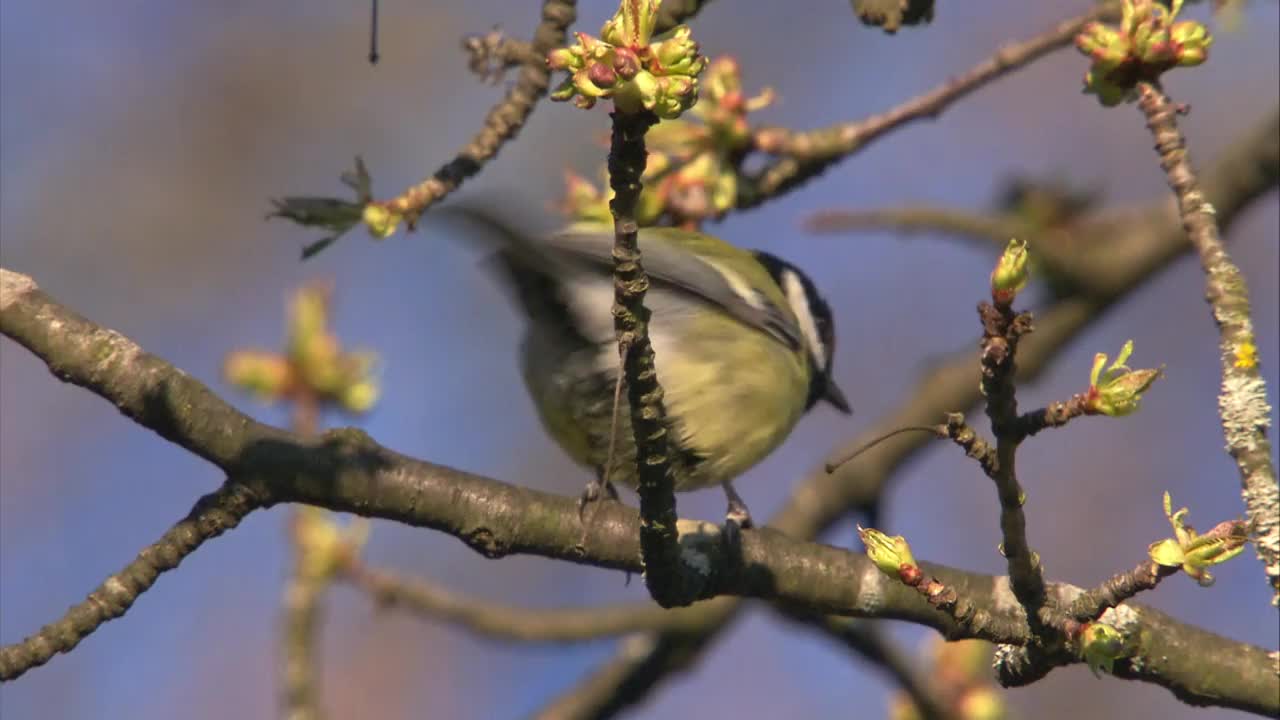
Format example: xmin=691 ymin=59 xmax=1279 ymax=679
xmin=548 ymin=229 xmax=803 ymax=350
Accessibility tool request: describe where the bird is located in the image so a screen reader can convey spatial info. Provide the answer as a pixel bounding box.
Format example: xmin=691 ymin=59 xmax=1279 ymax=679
xmin=448 ymin=211 xmax=850 ymax=530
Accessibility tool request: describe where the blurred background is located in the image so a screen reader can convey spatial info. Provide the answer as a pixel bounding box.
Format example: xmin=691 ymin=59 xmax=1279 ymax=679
xmin=1 ymin=1 xmax=1276 ymax=718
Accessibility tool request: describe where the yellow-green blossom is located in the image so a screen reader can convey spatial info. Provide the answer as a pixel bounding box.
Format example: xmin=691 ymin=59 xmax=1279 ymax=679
xmin=1085 ymin=340 xmax=1162 ymax=416
xmin=1148 ymin=492 xmax=1249 ymax=586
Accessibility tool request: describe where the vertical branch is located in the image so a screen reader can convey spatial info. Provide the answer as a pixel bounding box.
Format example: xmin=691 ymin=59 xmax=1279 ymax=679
xmin=607 ymin=109 xmax=689 ymax=607
xmin=978 ymin=301 xmax=1047 ymax=632
xmin=282 ymin=395 xmax=325 ymax=720
xmin=1137 ymin=83 xmax=1279 ymax=604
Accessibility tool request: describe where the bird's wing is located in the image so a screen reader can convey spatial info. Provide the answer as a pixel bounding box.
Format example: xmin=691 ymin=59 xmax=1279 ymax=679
xmin=549 ymin=227 xmax=803 ymax=350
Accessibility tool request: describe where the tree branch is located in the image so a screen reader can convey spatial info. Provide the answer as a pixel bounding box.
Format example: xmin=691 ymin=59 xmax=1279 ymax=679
xmin=607 ymin=110 xmax=693 ymax=607
xmin=343 ymin=564 xmax=701 ymax=641
xmin=805 ymin=206 xmax=1021 ymax=249
xmin=2 ymin=267 xmax=1276 ymax=714
xmin=779 ymin=610 xmax=956 ymax=720
xmin=1065 ymin=559 xmax=1179 ymax=621
xmin=531 ymin=105 xmax=1280 ymax=717
xmin=0 ymin=480 xmax=265 ymax=681
xmin=977 ymin=300 xmax=1048 ymax=633
xmin=738 ymin=4 xmax=1117 ymax=210
xmin=1137 ymin=83 xmax=1279 ymax=605
xmin=373 ymin=0 xmax=577 ymax=227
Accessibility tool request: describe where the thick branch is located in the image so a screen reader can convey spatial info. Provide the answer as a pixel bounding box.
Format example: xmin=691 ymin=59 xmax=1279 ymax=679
xmin=536 ymin=106 xmax=1280 ymax=716
xmin=739 ymin=4 xmax=1116 ymax=210
xmin=0 ymin=480 xmax=264 ymax=681
xmin=1137 ymin=83 xmax=1279 ymax=605
xmin=1 ymin=268 xmax=1276 ymax=714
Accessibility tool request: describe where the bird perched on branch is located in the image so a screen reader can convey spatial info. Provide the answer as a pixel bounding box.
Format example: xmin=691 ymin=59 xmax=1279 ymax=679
xmin=446 ymin=210 xmax=850 ymax=531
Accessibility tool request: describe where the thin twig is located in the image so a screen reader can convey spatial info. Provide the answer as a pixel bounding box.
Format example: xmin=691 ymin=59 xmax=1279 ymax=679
xmin=372 ymin=0 xmax=577 ymax=227
xmin=1014 ymin=393 xmax=1091 ymax=439
xmin=0 ymin=480 xmax=266 ymax=681
xmin=344 ymin=564 xmax=699 ymax=641
xmin=281 ymin=396 xmax=324 ymax=720
xmin=806 ymin=207 xmax=1021 ymax=249
xmin=1065 ymin=559 xmax=1179 ymax=622
xmin=738 ymin=3 xmax=1118 ymax=210
xmin=780 ymin=611 xmax=957 ymax=720
xmin=1136 ymin=82 xmax=1279 ymax=605
xmin=977 ymin=301 xmax=1047 ymax=635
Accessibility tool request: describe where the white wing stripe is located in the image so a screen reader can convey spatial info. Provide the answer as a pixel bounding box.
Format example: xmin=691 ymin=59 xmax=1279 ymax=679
xmin=781 ymin=269 xmax=826 ymax=370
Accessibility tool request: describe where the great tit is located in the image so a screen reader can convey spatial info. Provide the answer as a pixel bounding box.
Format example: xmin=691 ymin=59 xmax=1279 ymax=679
xmin=453 ymin=214 xmax=850 ymax=528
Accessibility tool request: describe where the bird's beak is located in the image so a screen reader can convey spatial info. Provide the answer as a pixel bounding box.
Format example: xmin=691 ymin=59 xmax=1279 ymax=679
xmin=823 ymin=376 xmax=852 ymax=415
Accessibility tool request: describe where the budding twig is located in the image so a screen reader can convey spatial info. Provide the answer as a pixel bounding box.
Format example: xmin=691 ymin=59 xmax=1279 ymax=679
xmin=1136 ymin=82 xmax=1279 ymax=605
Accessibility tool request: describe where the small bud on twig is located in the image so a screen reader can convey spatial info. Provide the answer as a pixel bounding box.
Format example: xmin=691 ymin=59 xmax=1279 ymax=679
xmin=1084 ymin=340 xmax=1163 ymax=416
xmin=1148 ymin=492 xmax=1250 ymax=586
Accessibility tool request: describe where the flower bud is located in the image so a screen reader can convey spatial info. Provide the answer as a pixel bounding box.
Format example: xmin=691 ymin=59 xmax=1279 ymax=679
xmin=224 ymin=350 xmax=292 ymax=402
xmin=1085 ymin=340 xmax=1163 ymax=416
xmin=612 ymin=47 xmax=642 ymax=80
xmin=653 ymin=26 xmax=702 ymax=75
xmin=362 ymin=203 xmax=402 ymax=239
xmin=858 ymin=526 xmax=917 ymax=578
xmin=1080 ymin=622 xmax=1127 ymax=677
xmin=547 ymin=47 xmax=582 ymax=71
xmin=1074 ymin=0 xmax=1211 ymax=107
xmin=1075 ymin=22 xmax=1129 ymax=69
xmin=959 ymin=687 xmax=1006 ymax=720
xmin=572 ymin=67 xmax=611 ymax=99
xmin=587 ymin=61 xmax=619 ymax=90
xmin=341 ymin=379 xmax=380 ymax=414
xmin=602 ymin=0 xmax=658 ymax=47
xmin=1148 ymin=491 xmax=1249 ymax=586
xmin=990 ymin=237 xmax=1030 ymax=303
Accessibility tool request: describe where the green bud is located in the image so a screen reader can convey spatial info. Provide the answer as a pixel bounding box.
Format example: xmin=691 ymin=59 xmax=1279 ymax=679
xmin=858 ymin=526 xmax=917 ymax=578
xmin=1086 ymin=340 xmax=1162 ymax=416
xmin=294 ymin=508 xmax=371 ymax=581
xmin=223 ymin=350 xmax=292 ymax=403
xmin=572 ymin=67 xmax=611 ymax=99
xmin=653 ymin=26 xmax=702 ymax=75
xmin=1148 ymin=491 xmax=1249 ymax=586
xmin=341 ymin=379 xmax=380 ymax=414
xmin=1136 ymin=33 xmax=1178 ymax=67
xmin=1176 ymin=45 xmax=1207 ymax=67
xmin=1171 ymin=21 xmax=1212 ymax=66
xmin=547 ymin=47 xmax=582 ymax=71
xmin=1082 ymin=70 xmax=1132 ymax=107
xmin=602 ymin=0 xmax=659 ymax=47
xmin=1076 ymin=0 xmax=1210 ymax=109
xmin=959 ymin=687 xmax=1006 ymax=720
xmin=990 ymin=237 xmax=1030 ymax=301
xmin=549 ymin=77 xmax=577 ymax=102
xmin=1080 ymin=622 xmax=1127 ymax=677
xmin=647 ymin=75 xmax=698 ymax=119
xmin=362 ymin=203 xmax=401 ymax=239
xmin=1075 ymin=22 xmax=1130 ymax=70
xmin=613 ymin=69 xmax=659 ymax=115
xmin=712 ymin=164 xmax=737 ymax=214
